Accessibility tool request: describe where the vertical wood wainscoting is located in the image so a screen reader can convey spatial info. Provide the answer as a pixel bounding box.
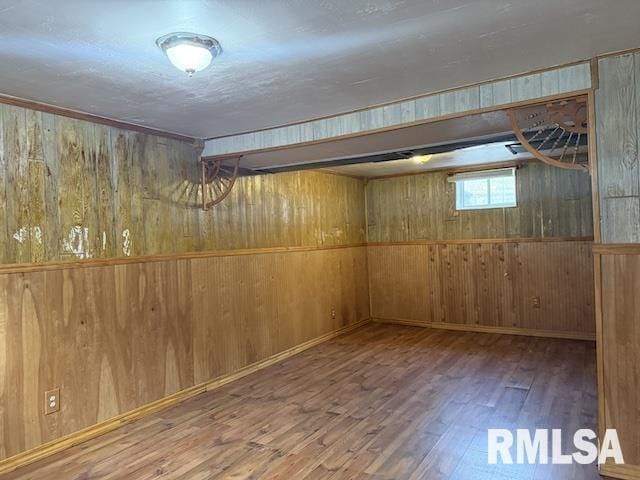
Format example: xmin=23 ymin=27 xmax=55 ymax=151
xmin=594 ymin=50 xmax=640 ymax=480
xmin=595 ymin=246 xmax=640 ymax=479
xmin=0 ymin=246 xmax=370 ymax=469
xmin=0 ymin=100 xmax=370 ymax=473
xmin=365 ymin=160 xmax=595 ymax=340
xmin=368 ymin=239 xmax=595 ymax=339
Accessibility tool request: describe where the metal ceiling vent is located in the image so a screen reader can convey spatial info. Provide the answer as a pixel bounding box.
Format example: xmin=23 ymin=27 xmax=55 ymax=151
xmin=156 ymin=32 xmax=222 ymax=77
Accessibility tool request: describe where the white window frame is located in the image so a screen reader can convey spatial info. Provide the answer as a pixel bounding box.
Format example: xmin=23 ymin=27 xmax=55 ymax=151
xmin=449 ymin=167 xmax=517 ymax=211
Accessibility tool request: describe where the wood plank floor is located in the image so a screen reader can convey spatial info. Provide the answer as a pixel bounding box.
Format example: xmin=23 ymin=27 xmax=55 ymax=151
xmin=3 ymin=323 xmax=600 ymax=480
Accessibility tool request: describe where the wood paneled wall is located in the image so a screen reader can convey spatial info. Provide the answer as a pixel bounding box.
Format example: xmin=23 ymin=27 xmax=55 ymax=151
xmin=368 ymin=240 xmax=595 ymax=338
xmin=596 ymin=52 xmax=640 ymax=243
xmin=597 ymin=250 xmax=640 ymax=476
xmin=0 ymin=74 xmax=604 ymax=471
xmin=594 ymin=51 xmax=640 ymax=480
xmin=0 ymin=103 xmax=366 ymax=265
xmin=204 ymin=171 xmax=365 ymax=250
xmin=366 ymin=162 xmax=593 ymax=242
xmin=366 ymin=160 xmax=595 ymax=338
xmin=0 ymin=246 xmax=370 ymax=461
xmin=0 ymin=102 xmax=370 ymax=465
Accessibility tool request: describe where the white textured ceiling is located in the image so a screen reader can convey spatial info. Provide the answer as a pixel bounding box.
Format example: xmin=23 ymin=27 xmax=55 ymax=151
xmin=1 ymin=0 xmax=638 ymax=138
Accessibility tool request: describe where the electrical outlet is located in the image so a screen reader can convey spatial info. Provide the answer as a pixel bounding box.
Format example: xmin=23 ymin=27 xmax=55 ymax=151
xmin=45 ymin=388 xmax=60 ymax=415
xmin=532 ymin=296 xmax=541 ymax=309
xmin=330 ymin=309 xmax=337 ymax=319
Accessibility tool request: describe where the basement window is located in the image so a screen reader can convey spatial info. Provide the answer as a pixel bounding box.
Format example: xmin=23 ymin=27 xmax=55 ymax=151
xmin=449 ymin=167 xmax=517 ymax=210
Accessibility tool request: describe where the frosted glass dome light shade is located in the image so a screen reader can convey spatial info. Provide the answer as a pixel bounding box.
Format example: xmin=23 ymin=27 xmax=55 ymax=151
xmin=166 ymin=44 xmax=212 ymax=74
xmin=156 ymin=32 xmax=222 ymax=77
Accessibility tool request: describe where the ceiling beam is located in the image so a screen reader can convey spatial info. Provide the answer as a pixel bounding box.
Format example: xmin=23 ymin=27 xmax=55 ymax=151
xmin=203 ymin=62 xmax=593 ymax=159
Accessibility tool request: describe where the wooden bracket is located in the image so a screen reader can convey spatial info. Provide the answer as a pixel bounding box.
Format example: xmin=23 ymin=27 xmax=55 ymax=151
xmin=201 ymin=156 xmax=241 ymax=209
xmin=507 ymin=95 xmax=590 ymax=173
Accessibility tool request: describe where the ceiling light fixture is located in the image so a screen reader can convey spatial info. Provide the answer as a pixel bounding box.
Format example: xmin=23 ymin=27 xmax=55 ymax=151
xmin=156 ymin=32 xmax=222 ymax=77
xmin=411 ymin=154 xmax=433 ymax=164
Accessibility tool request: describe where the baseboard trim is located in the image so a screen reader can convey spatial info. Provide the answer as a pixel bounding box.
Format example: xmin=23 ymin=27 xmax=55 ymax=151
xmin=203 ymin=318 xmax=370 ymax=392
xmin=0 ymin=318 xmax=371 ymax=475
xmin=601 ymin=463 xmax=640 ymax=480
xmin=372 ymin=317 xmax=596 ymax=341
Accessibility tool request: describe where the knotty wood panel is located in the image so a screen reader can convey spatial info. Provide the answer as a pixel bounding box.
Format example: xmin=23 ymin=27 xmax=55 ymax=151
xmin=0 ymin=103 xmax=366 ymax=265
xmin=366 ymin=162 xmax=593 ymax=242
xmin=368 ymin=240 xmax=595 ymax=336
xmin=0 ymin=246 xmax=369 ymax=460
xmin=600 ymin=252 xmax=640 ymax=469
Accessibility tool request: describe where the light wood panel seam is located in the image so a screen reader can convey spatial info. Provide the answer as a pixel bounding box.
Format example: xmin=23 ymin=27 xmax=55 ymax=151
xmin=0 ymin=317 xmax=372 ymax=475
